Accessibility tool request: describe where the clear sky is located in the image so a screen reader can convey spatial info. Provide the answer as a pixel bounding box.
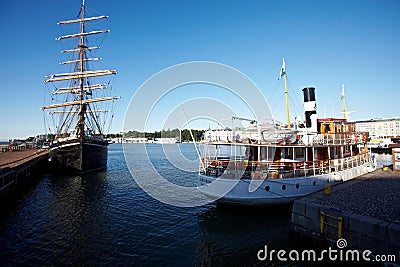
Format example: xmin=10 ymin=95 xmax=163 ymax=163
xmin=1 ymin=0 xmax=399 ymax=140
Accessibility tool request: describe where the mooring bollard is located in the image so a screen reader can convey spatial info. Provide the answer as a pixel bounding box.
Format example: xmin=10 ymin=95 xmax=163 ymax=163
xmin=324 ymin=184 xmax=331 ymax=195
xmin=383 ymin=165 xmax=389 ymax=171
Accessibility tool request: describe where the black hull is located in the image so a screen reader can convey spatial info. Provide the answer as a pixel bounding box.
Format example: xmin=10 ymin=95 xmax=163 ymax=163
xmin=50 ymin=140 xmax=108 ymax=172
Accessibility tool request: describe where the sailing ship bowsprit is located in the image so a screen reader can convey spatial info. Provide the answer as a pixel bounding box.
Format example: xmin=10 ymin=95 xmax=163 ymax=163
xmin=41 ymin=1 xmax=119 ymax=172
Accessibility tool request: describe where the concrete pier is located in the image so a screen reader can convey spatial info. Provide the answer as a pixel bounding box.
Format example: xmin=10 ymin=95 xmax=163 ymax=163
xmin=291 ymin=168 xmax=400 ymax=260
xmin=0 ymin=149 xmax=49 ymax=197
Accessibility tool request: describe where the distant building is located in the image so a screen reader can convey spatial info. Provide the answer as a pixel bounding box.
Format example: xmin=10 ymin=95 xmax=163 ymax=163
xmin=124 ymin=137 xmax=148 ymax=143
xmin=153 ymin=138 xmax=178 ymax=144
xmin=354 ymin=118 xmax=400 ymax=138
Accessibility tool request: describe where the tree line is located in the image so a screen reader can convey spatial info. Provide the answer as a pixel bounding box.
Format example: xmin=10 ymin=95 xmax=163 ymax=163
xmin=106 ymin=129 xmax=205 ymax=142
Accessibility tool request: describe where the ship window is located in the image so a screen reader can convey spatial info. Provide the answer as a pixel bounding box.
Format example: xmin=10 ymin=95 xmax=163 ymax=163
xmin=325 ymin=124 xmax=331 ymax=133
xmin=265 ymin=185 xmax=270 ymax=191
xmin=284 ymin=148 xmax=293 ymax=159
xmin=295 ymin=148 xmax=304 ymax=159
xmin=296 ymin=183 xmax=299 ymax=189
xmin=313 ymin=180 xmax=316 ymax=186
xmin=261 ymin=147 xmax=274 ymax=161
xmin=282 ymin=184 xmax=286 ymax=190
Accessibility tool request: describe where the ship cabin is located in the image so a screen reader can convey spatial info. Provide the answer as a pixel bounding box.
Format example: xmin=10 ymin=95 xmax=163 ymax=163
xmin=200 ymin=118 xmax=372 ymax=179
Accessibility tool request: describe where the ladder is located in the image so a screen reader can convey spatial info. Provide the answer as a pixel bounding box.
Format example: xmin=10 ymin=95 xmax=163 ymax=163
xmin=320 ymin=211 xmax=343 ymax=239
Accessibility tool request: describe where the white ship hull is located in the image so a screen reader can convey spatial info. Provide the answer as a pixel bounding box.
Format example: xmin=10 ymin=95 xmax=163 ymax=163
xmin=198 ymin=161 xmax=375 ymax=205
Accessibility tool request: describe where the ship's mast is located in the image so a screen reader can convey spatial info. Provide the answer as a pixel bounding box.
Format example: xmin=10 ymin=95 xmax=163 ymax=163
xmin=279 ymin=58 xmax=291 ymax=128
xmin=341 ymin=84 xmax=347 ymax=120
xmin=42 ymin=0 xmax=118 ymax=138
xmin=283 ymin=70 xmax=290 ymax=128
xmin=77 ymin=1 xmax=86 ymax=139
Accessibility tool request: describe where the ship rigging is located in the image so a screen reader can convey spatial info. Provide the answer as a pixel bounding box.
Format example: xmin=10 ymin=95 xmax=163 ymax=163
xmin=41 ymin=0 xmax=119 ymax=171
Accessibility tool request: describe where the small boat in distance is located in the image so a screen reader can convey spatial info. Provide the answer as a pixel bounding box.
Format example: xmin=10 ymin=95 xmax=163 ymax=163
xmin=197 ymin=59 xmax=376 ymax=205
xmin=41 ymin=1 xmax=119 ymax=172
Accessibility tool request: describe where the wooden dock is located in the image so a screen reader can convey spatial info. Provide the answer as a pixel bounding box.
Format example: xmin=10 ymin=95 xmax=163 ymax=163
xmin=0 ymin=149 xmax=50 ymax=197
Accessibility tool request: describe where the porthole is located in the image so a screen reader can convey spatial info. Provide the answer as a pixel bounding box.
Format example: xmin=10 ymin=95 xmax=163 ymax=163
xmin=313 ymin=180 xmax=316 ymax=186
xmin=282 ymin=184 xmax=286 ymax=190
xmin=265 ymin=185 xmax=270 ymax=191
xmin=296 ymin=183 xmax=299 ymax=189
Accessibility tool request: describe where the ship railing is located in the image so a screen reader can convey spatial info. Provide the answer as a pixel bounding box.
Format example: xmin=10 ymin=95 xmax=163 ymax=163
xmin=308 ymin=132 xmax=368 ymax=145
xmin=200 ymin=151 xmax=372 ymax=179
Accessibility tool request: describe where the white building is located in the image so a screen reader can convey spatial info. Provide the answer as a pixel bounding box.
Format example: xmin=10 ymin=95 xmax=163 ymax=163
xmin=153 ymin=138 xmax=178 ymax=144
xmin=124 ymin=137 xmax=148 ymax=143
xmin=354 ymin=118 xmax=400 ymax=138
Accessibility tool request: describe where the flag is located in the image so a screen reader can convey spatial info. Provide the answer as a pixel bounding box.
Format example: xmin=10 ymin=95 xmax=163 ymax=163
xmin=279 ymin=58 xmax=286 ymax=80
xmin=341 ymin=84 xmax=345 ymax=98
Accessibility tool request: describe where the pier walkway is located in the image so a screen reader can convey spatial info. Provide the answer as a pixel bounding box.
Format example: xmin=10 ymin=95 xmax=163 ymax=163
xmin=0 ymin=149 xmax=49 ymax=197
xmin=0 ymin=149 xmax=48 ymax=168
xmin=291 ymin=168 xmax=400 ymax=260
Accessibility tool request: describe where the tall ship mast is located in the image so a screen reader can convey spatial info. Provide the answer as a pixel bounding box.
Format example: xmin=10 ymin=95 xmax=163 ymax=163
xmin=41 ymin=0 xmax=119 ymax=172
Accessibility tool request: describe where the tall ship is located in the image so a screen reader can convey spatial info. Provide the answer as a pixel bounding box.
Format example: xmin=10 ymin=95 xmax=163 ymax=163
xmin=198 ymin=59 xmax=376 ymax=205
xmin=41 ymin=1 xmax=119 ymax=172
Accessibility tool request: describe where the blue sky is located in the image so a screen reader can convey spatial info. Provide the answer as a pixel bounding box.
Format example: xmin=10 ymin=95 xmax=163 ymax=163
xmin=0 ymin=0 xmax=399 ymax=140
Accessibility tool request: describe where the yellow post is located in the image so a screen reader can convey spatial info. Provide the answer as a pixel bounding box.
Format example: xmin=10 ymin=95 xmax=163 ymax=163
xmin=324 ymin=184 xmax=331 ymax=195
xmin=320 ymin=212 xmax=325 ymax=234
xmin=338 ymin=217 xmax=343 ymax=239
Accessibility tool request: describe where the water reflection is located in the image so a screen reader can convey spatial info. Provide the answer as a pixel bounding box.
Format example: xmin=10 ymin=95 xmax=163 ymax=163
xmin=0 ymin=145 xmax=394 ymax=266
xmin=197 ymin=204 xmax=292 ymax=266
xmin=0 ymin=171 xmax=110 ymax=265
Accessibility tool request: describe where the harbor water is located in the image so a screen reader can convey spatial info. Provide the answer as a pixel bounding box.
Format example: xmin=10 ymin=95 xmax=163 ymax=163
xmin=0 ymin=144 xmax=393 ymax=266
